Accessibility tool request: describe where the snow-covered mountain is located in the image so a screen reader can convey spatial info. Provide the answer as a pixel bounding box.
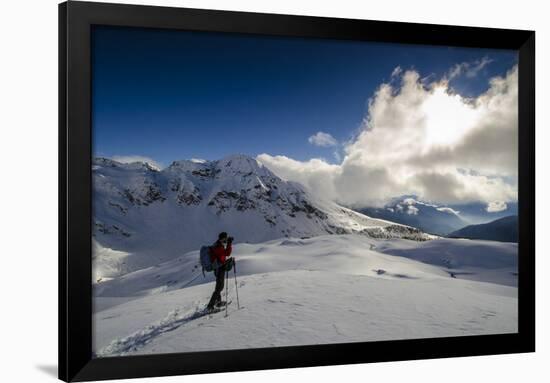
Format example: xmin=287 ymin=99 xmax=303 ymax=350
xmin=93 ymin=154 xmax=430 ymax=279
xmin=92 ymin=157 xmax=518 ymax=356
xmin=448 ymin=215 xmax=518 ymax=243
xmin=358 ymin=196 xmax=467 ymax=236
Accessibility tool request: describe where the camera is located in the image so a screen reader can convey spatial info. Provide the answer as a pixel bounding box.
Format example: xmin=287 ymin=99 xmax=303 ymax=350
xmin=228 ymin=236 xmax=234 ymax=243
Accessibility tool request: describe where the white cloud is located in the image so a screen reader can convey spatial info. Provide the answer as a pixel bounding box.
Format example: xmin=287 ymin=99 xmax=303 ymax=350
xmin=407 ymin=205 xmax=419 ymax=215
xmin=391 ymin=66 xmax=403 ymax=78
xmin=111 ymin=155 xmax=163 ymax=170
xmin=256 ymin=154 xmax=341 ymax=201
xmin=308 ymin=131 xmax=338 ymax=147
xmin=486 ymin=201 xmax=508 ymax=213
xmin=190 ymin=158 xmax=207 ymax=163
xmin=436 ymin=207 xmax=460 ymax=215
xmin=258 ymin=64 xmax=518 ymax=208
xmin=447 ymin=56 xmax=493 ymax=80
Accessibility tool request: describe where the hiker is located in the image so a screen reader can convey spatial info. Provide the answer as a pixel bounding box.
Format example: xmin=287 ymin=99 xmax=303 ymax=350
xmin=207 ymin=232 xmax=234 ymax=310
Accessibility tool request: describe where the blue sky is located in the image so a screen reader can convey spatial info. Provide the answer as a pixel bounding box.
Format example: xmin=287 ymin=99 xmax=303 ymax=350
xmin=92 ymin=25 xmax=517 ymax=167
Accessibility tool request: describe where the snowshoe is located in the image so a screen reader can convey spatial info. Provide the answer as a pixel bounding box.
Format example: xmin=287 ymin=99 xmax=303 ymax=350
xmin=206 ymin=305 xmax=221 ymax=314
xmin=215 ymin=300 xmax=231 ymax=308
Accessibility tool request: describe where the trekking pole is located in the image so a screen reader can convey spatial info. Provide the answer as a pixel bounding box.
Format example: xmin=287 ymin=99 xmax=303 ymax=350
xmin=224 ymin=265 xmax=229 ymax=317
xmin=233 ymin=259 xmax=240 ymax=309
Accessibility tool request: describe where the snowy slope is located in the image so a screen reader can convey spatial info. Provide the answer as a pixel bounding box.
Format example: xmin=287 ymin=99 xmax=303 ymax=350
xmin=94 ymin=235 xmax=517 ymax=299
xmin=93 ymin=234 xmax=517 ymax=357
xmin=94 ymin=234 xmax=449 ymax=298
xmin=374 ymin=237 xmax=518 ymax=286
xmin=92 ymin=154 xmax=430 ymax=279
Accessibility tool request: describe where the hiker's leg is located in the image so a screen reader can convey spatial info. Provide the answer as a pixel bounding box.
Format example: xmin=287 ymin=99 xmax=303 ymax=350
xmin=207 ymin=269 xmax=221 ymax=308
xmin=207 ymin=290 xmax=218 ymax=309
xmin=215 ymin=265 xmax=225 ymax=303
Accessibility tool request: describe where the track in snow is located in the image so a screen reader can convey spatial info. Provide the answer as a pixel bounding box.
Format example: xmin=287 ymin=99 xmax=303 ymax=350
xmin=96 ymin=303 xmax=233 ymax=357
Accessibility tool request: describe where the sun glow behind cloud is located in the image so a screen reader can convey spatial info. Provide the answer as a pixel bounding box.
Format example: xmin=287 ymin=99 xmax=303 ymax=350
xmin=258 ymin=62 xmax=518 ymax=210
xmin=422 ymin=86 xmax=481 ymax=148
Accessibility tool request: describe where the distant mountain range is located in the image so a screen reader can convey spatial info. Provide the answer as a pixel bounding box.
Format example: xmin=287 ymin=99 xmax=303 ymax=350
xmin=447 ymin=201 xmax=518 ymax=224
xmin=448 ymin=215 xmax=518 ymax=243
xmin=357 ymin=197 xmax=517 ymax=236
xmin=358 ymin=197 xmax=466 ymax=236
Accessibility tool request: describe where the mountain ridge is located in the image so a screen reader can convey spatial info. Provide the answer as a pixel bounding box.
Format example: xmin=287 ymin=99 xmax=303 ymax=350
xmin=448 ymin=215 xmax=518 ymax=243
xmin=92 ymin=154 xmax=432 ymax=280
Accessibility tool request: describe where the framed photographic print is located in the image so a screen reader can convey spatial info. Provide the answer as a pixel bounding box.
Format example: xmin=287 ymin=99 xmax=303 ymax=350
xmin=59 ymin=1 xmax=535 ymax=381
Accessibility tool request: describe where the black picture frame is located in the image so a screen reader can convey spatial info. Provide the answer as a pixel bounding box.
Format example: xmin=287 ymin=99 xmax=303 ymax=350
xmin=59 ymin=1 xmax=535 ymax=381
